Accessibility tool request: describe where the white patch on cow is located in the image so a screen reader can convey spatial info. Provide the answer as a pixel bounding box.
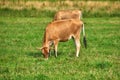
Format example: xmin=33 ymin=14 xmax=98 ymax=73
xmin=68 ymin=35 xmax=73 ymax=40
xmin=49 ymin=41 xmax=53 ymax=46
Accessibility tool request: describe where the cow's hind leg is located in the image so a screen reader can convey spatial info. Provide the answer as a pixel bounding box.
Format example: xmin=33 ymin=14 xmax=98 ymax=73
xmin=74 ymin=39 xmax=80 ymax=57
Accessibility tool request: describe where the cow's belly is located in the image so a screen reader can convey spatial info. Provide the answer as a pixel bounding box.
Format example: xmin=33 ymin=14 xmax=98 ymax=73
xmin=59 ymin=35 xmax=73 ymax=42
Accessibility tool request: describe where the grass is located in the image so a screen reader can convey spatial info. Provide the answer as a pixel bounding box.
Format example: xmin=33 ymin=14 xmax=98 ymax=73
xmin=0 ymin=16 xmax=120 ymax=80
xmin=0 ymin=0 xmax=120 ymax=79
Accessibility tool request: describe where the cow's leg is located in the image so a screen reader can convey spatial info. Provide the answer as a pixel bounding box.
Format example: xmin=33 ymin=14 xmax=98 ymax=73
xmin=54 ymin=40 xmax=58 ymax=57
xmin=49 ymin=49 xmax=51 ymax=56
xmin=74 ymin=38 xmax=80 ymax=57
xmin=49 ymin=42 xmax=53 ymax=57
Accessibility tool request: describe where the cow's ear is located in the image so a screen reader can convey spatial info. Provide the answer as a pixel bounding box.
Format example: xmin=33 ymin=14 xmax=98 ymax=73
xmin=36 ymin=47 xmax=44 ymax=50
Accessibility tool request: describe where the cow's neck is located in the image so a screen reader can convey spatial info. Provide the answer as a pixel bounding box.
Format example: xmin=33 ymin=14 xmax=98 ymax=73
xmin=43 ymin=32 xmax=49 ymax=48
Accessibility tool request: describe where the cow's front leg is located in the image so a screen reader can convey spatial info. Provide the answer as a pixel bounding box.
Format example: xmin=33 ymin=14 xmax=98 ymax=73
xmin=54 ymin=40 xmax=59 ymax=57
xmin=49 ymin=49 xmax=51 ymax=57
xmin=49 ymin=41 xmax=54 ymax=57
xmin=74 ymin=39 xmax=80 ymax=57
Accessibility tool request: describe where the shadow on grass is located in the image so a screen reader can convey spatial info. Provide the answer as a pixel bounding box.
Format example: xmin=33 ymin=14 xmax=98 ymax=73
xmin=50 ymin=48 xmax=77 ymax=58
xmin=27 ymin=51 xmax=43 ymax=58
xmin=35 ymin=74 xmax=50 ymax=80
xmin=49 ymin=50 xmax=63 ymax=57
xmin=27 ymin=50 xmax=66 ymax=59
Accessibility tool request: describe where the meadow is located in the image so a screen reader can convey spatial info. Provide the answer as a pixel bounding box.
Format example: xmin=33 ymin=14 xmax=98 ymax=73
xmin=0 ymin=0 xmax=120 ymax=80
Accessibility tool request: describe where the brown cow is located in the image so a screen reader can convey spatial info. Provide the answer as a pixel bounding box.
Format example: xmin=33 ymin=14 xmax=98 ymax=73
xmin=53 ymin=10 xmax=82 ymax=21
xmin=38 ymin=19 xmax=86 ymax=59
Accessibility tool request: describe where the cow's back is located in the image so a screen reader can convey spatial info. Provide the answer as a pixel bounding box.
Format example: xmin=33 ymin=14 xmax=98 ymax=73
xmin=46 ymin=19 xmax=83 ymax=41
xmin=54 ymin=10 xmax=82 ymax=21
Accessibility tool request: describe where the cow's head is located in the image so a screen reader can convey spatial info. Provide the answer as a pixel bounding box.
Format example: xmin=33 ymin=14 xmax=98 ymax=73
xmin=37 ymin=47 xmax=49 ymax=59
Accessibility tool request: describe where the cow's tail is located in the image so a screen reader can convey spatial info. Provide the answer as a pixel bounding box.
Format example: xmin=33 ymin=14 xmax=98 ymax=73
xmin=82 ymin=23 xmax=87 ymax=48
xmin=80 ymin=11 xmax=82 ymax=20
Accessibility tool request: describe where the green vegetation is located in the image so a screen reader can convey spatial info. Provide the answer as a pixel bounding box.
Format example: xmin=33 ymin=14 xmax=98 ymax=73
xmin=0 ymin=16 xmax=120 ymax=80
xmin=0 ymin=0 xmax=120 ymax=80
xmin=0 ymin=1 xmax=120 ymax=17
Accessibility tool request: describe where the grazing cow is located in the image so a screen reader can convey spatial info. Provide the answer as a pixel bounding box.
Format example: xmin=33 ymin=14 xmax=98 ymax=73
xmin=53 ymin=10 xmax=82 ymax=21
xmin=38 ymin=19 xmax=87 ymax=59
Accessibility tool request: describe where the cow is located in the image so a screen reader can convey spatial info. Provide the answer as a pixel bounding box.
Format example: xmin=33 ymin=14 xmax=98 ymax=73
xmin=53 ymin=10 xmax=82 ymax=21
xmin=37 ymin=19 xmax=87 ymax=59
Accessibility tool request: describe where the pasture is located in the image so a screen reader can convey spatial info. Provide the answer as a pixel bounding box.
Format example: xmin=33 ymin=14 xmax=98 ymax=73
xmin=0 ymin=0 xmax=120 ymax=80
xmin=0 ymin=16 xmax=120 ymax=80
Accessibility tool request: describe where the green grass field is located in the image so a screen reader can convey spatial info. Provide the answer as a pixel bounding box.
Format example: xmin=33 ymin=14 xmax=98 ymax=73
xmin=0 ymin=1 xmax=120 ymax=79
xmin=0 ymin=15 xmax=120 ymax=80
